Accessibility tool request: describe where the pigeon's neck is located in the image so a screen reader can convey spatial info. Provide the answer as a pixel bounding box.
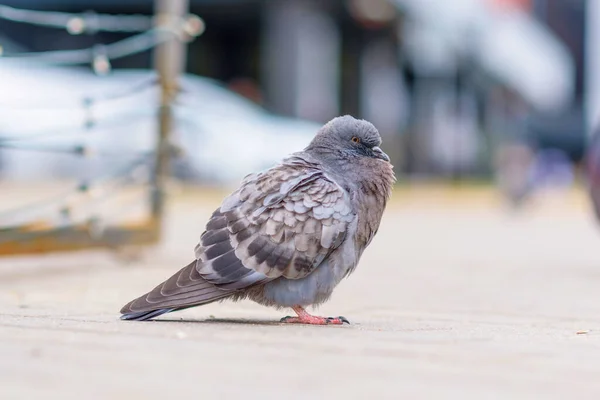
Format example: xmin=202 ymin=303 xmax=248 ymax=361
xmin=303 ymin=148 xmax=394 ymax=191
xmin=352 ymin=159 xmax=394 ymax=248
xmin=301 ymin=148 xmax=394 ymax=248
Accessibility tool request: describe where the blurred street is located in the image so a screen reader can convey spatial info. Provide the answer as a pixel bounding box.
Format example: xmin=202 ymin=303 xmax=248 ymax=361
xmin=2 ymin=185 xmax=600 ymax=399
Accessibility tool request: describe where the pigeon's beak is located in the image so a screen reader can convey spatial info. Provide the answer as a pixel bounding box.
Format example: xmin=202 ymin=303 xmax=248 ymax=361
xmin=372 ymin=146 xmax=390 ymax=162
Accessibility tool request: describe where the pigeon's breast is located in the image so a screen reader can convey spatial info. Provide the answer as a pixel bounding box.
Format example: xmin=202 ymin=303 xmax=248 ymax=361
xmin=251 ymin=219 xmax=360 ymax=307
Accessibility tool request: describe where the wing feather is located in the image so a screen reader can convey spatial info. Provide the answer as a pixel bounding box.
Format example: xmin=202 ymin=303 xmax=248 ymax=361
xmin=120 ymin=154 xmax=356 ymax=318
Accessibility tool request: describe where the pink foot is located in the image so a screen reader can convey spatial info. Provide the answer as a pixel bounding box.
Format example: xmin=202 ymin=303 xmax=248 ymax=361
xmin=280 ymin=306 xmax=350 ymax=325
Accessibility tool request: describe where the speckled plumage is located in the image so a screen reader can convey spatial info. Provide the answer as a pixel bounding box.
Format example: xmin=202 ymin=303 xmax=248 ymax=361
xmin=120 ymin=115 xmax=395 ymax=321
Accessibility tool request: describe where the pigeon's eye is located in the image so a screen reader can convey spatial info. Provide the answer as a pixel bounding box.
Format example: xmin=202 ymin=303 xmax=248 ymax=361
xmin=351 ymin=137 xmax=360 ymax=144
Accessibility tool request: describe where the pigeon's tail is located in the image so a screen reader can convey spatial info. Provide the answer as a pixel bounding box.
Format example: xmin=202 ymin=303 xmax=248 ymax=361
xmin=119 ymin=260 xmax=234 ymax=321
xmin=120 ymin=308 xmax=175 ymax=321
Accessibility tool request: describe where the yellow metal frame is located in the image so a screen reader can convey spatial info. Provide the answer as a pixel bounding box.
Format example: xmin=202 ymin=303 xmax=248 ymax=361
xmin=0 ymin=0 xmax=188 ymax=257
xmin=0 ymin=218 xmax=160 ymax=256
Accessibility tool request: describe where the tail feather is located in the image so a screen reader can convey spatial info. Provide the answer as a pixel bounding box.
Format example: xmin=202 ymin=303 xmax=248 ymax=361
xmin=120 ymin=260 xmax=235 ymax=321
xmin=120 ymin=308 xmax=175 ymax=321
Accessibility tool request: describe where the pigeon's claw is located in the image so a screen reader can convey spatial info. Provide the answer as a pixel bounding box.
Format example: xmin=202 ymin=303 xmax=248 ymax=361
xmin=280 ymin=315 xmax=343 ymax=325
xmin=279 ymin=306 xmax=350 ymax=325
xmin=326 ymin=316 xmax=350 ymax=325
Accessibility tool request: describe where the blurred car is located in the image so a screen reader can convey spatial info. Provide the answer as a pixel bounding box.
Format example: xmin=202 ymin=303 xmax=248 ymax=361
xmin=0 ymin=62 xmax=321 ymax=186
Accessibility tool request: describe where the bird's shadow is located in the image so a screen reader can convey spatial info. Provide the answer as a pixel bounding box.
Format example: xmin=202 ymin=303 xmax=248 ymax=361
xmin=151 ymin=317 xmax=285 ymax=326
xmin=150 ymin=317 xmax=350 ymax=327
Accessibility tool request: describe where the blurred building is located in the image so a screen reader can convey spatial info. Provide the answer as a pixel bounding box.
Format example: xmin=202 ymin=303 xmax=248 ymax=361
xmin=0 ymin=0 xmax=583 ymax=179
xmin=525 ymin=0 xmax=587 ymax=163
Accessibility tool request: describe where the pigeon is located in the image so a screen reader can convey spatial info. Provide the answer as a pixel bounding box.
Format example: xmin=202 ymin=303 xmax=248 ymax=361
xmin=120 ymin=115 xmax=395 ymax=325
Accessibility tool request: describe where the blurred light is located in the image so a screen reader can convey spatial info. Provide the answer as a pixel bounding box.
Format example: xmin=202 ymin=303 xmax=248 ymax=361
xmin=92 ymin=55 xmax=111 ymax=75
xmin=0 ymin=5 xmax=153 ymax=33
xmin=92 ymin=45 xmax=111 ymax=75
xmin=183 ymin=14 xmax=205 ymax=37
xmin=66 ymin=17 xmax=85 ymax=35
xmin=0 ymin=45 xmax=3 ymax=56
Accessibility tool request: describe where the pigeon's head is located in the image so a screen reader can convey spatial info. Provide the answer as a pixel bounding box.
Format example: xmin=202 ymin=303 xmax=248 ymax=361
xmin=307 ymin=115 xmax=390 ymax=162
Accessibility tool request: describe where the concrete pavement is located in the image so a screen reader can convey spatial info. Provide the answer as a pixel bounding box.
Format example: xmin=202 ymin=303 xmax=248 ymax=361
xmin=2 ymin=185 xmax=600 ymax=399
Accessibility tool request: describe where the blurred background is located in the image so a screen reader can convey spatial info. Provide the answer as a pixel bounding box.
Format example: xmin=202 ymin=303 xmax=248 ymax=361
xmin=0 ymin=0 xmax=598 ymax=250
xmin=5 ymin=3 xmax=600 ymax=397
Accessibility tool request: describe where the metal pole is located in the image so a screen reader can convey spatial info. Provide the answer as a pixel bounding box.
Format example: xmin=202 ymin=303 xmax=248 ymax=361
xmin=152 ymin=0 xmax=188 ymax=232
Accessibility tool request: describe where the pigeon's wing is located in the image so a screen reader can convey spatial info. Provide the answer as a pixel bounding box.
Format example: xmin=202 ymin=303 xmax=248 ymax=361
xmin=198 ymin=156 xmax=356 ymax=286
xmin=120 ymin=156 xmax=355 ymax=316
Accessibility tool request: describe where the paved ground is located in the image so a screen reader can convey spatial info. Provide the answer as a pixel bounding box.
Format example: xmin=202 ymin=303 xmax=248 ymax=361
xmin=2 ymin=185 xmax=600 ymax=399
